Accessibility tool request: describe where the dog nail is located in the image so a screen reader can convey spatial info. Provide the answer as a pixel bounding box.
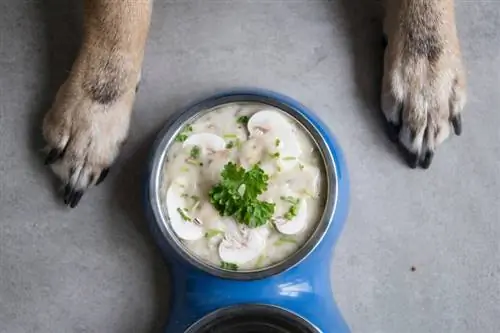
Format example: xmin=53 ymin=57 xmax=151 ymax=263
xmin=44 ymin=149 xmax=61 ymax=165
xmin=70 ymin=191 xmax=84 ymax=208
xmin=96 ymin=168 xmax=110 ymax=185
xmin=451 ymin=114 xmax=462 ymax=136
xmin=403 ymin=150 xmax=419 ymax=169
xmin=420 ymin=151 xmax=434 ymax=169
xmin=385 ymin=122 xmax=401 ymax=143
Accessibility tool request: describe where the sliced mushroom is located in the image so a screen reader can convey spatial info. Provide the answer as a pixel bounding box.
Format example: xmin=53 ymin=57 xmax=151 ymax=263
xmin=183 ymin=133 xmax=226 ymax=154
xmin=247 ymin=110 xmax=293 ymax=136
xmin=247 ymin=111 xmax=301 ymax=171
xmin=274 ymin=199 xmax=308 ymax=235
xmin=218 ymin=226 xmax=268 ymax=265
xmin=166 ymin=183 xmax=203 ymax=241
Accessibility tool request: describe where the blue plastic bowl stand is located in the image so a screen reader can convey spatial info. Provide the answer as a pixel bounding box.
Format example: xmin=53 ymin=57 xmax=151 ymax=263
xmin=144 ymin=90 xmax=350 ymax=333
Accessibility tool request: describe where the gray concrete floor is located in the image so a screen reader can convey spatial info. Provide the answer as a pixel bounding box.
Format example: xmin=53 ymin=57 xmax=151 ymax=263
xmin=1 ymin=1 xmax=499 ymax=332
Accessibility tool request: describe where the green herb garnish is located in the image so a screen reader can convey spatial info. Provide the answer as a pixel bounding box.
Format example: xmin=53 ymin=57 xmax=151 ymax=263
xmin=283 ymin=156 xmax=296 ymax=161
xmin=237 ymin=115 xmax=249 ymax=125
xmin=255 ymin=254 xmax=266 ymax=267
xmin=209 ymin=162 xmax=275 ymax=228
xmin=281 ymin=196 xmax=300 ymax=220
xmin=299 ymin=164 xmax=305 ymax=170
xmin=269 ymin=152 xmax=280 ymax=159
xmin=176 ymin=207 xmax=191 ymax=222
xmin=175 ymin=124 xmax=193 ymax=142
xmin=274 ymin=236 xmax=297 ymax=246
xmin=223 ymin=134 xmax=238 ymax=139
xmin=284 ymin=204 xmax=299 ymax=220
xmin=175 ymin=133 xmax=188 ymax=142
xmin=226 ymin=141 xmax=235 ymax=149
xmin=220 ymin=261 xmax=238 ymax=271
xmin=186 ymin=159 xmax=199 ymax=166
xmin=275 ymin=138 xmax=281 ymax=147
xmin=190 ymin=145 xmax=201 ymax=159
xmin=234 ymin=138 xmax=242 ymax=149
xmin=205 ymin=229 xmax=224 ymax=239
xmin=280 ymin=196 xmax=299 ymax=205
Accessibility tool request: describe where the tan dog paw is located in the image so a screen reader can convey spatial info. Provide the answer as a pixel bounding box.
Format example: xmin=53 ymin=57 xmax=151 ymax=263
xmin=42 ymin=70 xmax=137 ymax=207
xmin=382 ymin=0 xmax=466 ymax=168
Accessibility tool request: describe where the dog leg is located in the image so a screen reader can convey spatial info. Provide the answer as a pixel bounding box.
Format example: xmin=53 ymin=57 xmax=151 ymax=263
xmin=382 ymin=0 xmax=466 ymax=169
xmin=43 ymin=0 xmax=152 ymax=207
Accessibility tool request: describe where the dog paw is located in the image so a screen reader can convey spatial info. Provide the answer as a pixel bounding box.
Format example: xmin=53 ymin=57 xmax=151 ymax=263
xmin=381 ymin=5 xmax=466 ymax=169
xmin=42 ymin=75 xmax=136 ymax=207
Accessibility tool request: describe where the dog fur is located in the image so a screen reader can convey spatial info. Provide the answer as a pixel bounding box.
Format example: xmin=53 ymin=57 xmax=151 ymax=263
xmin=42 ymin=0 xmax=466 ymax=207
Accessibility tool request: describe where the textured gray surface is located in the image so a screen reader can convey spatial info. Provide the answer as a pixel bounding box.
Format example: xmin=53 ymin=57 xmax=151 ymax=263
xmin=0 ymin=1 xmax=499 ymax=332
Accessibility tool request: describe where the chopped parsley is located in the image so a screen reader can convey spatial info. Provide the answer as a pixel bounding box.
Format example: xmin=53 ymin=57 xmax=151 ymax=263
xmin=190 ymin=145 xmax=201 ymax=159
xmin=269 ymin=152 xmax=280 ymax=159
xmin=275 ymin=138 xmax=281 ymax=147
xmin=220 ymin=261 xmax=238 ymax=271
xmin=226 ymin=141 xmax=235 ymax=149
xmin=284 ymin=204 xmax=299 ymax=220
xmin=205 ymin=229 xmax=224 ymax=239
xmin=175 ymin=124 xmax=193 ymax=142
xmin=280 ymin=196 xmax=299 ymax=205
xmin=209 ymin=162 xmax=275 ymax=228
xmin=223 ymin=134 xmax=238 ymax=139
xmin=186 ymin=159 xmax=199 ymax=166
xmin=274 ymin=236 xmax=297 ymax=246
xmin=176 ymin=207 xmax=191 ymax=222
xmin=283 ymin=156 xmax=296 ymax=161
xmin=255 ymin=254 xmax=266 ymax=267
xmin=234 ymin=138 xmax=242 ymax=149
xmin=237 ymin=115 xmax=249 ymax=125
xmin=281 ymin=196 xmax=300 ymax=220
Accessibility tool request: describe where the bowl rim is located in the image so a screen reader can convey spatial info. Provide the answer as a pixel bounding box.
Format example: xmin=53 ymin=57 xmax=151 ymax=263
xmin=184 ymin=303 xmax=321 ymax=333
xmin=147 ymin=91 xmax=339 ymax=280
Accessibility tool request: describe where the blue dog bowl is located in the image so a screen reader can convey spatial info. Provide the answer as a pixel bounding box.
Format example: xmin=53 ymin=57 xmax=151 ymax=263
xmin=145 ymin=90 xmax=350 ymax=332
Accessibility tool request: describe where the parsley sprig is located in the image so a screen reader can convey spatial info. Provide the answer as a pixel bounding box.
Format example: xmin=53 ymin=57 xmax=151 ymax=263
xmin=209 ymin=162 xmax=275 ymax=228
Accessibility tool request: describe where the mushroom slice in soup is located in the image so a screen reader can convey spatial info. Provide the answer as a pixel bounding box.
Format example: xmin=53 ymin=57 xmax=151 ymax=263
xmin=218 ymin=225 xmax=269 ymax=265
xmin=183 ymin=133 xmax=226 ymax=155
xmin=248 ymin=110 xmax=293 ymax=135
xmin=166 ymin=183 xmax=203 ymax=241
xmin=274 ymin=199 xmax=308 ymax=235
xmin=247 ymin=110 xmax=301 ymax=170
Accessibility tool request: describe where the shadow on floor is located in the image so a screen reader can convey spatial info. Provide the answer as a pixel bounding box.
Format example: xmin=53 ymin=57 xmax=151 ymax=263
xmin=112 ymin=128 xmax=172 ymax=333
xmin=322 ymin=0 xmax=397 ymax=151
xmin=33 ymin=0 xmax=83 ymax=196
xmin=36 ymin=2 xmax=170 ymax=332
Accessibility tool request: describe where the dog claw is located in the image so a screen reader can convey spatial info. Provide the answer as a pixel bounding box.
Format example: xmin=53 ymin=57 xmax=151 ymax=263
xmin=96 ymin=168 xmax=110 ymax=186
xmin=451 ymin=114 xmax=462 ymax=136
xmin=45 ymin=148 xmax=62 ymax=165
xmin=419 ymin=151 xmax=434 ymax=169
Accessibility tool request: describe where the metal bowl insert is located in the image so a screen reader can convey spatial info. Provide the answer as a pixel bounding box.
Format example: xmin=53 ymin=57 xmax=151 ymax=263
xmin=147 ymin=92 xmax=338 ymax=280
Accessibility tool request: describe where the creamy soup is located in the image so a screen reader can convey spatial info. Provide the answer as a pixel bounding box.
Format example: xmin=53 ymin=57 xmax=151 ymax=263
xmin=160 ymin=102 xmax=326 ymax=271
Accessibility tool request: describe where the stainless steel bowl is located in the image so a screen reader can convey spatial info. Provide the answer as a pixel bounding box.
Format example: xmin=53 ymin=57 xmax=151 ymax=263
xmin=184 ymin=304 xmax=321 ymax=333
xmin=147 ymin=92 xmax=338 ymax=280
